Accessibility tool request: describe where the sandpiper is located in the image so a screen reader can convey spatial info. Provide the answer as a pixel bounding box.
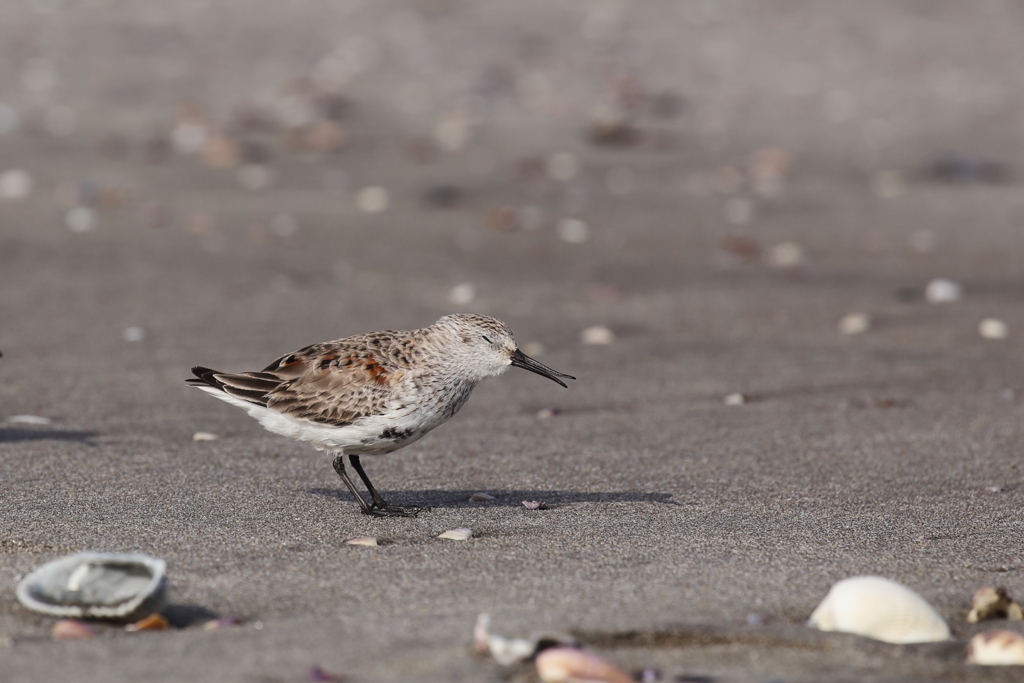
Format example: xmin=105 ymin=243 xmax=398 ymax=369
xmin=187 ymin=314 xmax=575 ymax=516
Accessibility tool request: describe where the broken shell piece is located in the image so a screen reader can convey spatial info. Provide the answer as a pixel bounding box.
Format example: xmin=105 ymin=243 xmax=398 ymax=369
xmin=838 ymin=313 xmax=871 ymax=335
xmin=580 ymin=326 xmax=615 ymax=345
xmin=807 ymin=576 xmax=951 ymax=644
xmin=925 ymin=278 xmax=962 ymax=304
xmin=469 ymin=493 xmax=495 ymax=502
xmin=968 ymin=586 xmax=1024 ymax=623
xmin=438 ymin=528 xmax=473 ymax=541
xmin=522 ymin=501 xmax=548 ymax=510
xmin=5 ymin=414 xmax=52 ymax=425
xmin=967 ymin=629 xmax=1024 ymax=665
xmin=203 ymin=616 xmax=243 ymax=630
xmin=535 ymin=647 xmax=634 ymax=683
xmin=125 ymin=613 xmax=169 ymax=632
xmin=473 ymin=613 xmax=578 ymax=666
xmin=345 ymin=536 xmax=378 ymax=547
xmin=17 ymin=552 xmax=167 ymax=621
xmin=52 ymin=619 xmax=97 ymax=641
xmin=979 ymin=318 xmax=1009 ymax=340
xmin=192 ymin=431 xmax=218 ymax=441
xmin=723 ymin=392 xmax=748 ymax=406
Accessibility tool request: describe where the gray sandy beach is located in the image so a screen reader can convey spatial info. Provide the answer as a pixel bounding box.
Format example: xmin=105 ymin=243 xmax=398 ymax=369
xmin=3 ymin=2 xmax=1024 ymax=681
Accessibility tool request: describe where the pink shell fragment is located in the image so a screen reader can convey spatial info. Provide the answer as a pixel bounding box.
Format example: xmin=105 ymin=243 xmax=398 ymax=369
xmin=522 ymin=501 xmax=548 ymax=510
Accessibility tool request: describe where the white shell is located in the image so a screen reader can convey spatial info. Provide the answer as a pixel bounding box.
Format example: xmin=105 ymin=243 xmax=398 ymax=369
xmin=345 ymin=536 xmax=378 ymax=547
xmin=967 ymin=629 xmax=1024 ymax=665
xmin=535 ymin=647 xmax=634 ymax=683
xmin=17 ymin=552 xmax=167 ymax=621
xmin=807 ymin=576 xmax=951 ymax=644
xmin=438 ymin=528 xmax=473 ymax=541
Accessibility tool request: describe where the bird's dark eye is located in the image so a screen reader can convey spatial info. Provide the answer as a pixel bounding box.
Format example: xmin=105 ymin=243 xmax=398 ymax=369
xmin=481 ymin=335 xmax=492 ymax=344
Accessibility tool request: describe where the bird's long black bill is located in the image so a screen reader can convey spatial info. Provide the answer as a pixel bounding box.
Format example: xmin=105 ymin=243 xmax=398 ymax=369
xmin=510 ymin=349 xmax=576 ymax=388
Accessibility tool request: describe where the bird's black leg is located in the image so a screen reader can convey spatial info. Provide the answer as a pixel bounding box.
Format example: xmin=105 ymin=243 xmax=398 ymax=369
xmin=349 ymin=454 xmax=429 ymax=517
xmin=332 ymin=455 xmax=373 ymax=514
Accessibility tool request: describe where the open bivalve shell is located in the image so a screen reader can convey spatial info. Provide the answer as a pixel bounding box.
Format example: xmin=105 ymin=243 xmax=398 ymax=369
xmin=967 ymin=586 xmax=1024 ymax=623
xmin=17 ymin=552 xmax=167 ymax=621
xmin=807 ymin=576 xmax=951 ymax=644
xmin=473 ymin=613 xmax=578 ymax=666
xmin=967 ymin=629 xmax=1024 ymax=665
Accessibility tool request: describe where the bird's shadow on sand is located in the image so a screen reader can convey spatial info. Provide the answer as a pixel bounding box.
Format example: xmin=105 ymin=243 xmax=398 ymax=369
xmin=306 ymin=488 xmax=678 ymax=509
xmin=0 ymin=428 xmax=98 ymax=443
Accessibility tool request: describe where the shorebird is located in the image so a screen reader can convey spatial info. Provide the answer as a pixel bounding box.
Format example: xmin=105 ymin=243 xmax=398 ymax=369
xmin=187 ymin=314 xmax=575 ymax=516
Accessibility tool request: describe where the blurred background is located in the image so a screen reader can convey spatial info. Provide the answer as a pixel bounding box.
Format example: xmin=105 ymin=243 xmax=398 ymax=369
xmin=2 ymin=0 xmax=1023 ymax=421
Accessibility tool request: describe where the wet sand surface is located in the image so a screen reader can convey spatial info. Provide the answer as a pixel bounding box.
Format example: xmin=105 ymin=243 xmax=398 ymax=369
xmin=3 ymin=2 xmax=1024 ymax=681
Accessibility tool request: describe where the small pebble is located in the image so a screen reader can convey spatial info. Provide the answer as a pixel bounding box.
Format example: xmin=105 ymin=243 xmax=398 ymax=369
xmin=65 ymin=207 xmax=96 ymax=233
xmin=925 ymin=278 xmax=961 ymax=304
xmin=437 ymin=527 xmax=473 ymax=541
xmin=356 ymin=186 xmax=389 ymax=213
xmin=522 ymin=501 xmax=548 ymax=510
xmin=536 ymin=407 xmax=560 ymax=419
xmin=766 ymin=241 xmax=806 ymax=268
xmin=449 ymin=283 xmax=476 ymax=306
xmin=723 ymin=393 xmax=747 ymax=406
xmin=306 ymin=664 xmax=344 ymax=682
xmin=838 ymin=313 xmax=871 ymax=335
xmin=122 ymin=326 xmax=146 ymax=342
xmin=423 ymin=185 xmax=464 ymax=209
xmin=469 ymin=493 xmax=495 ymax=502
xmin=580 ymin=325 xmax=615 ymax=345
xmin=979 ymin=318 xmax=1009 ymax=340
xmin=557 ymin=218 xmax=590 ymax=244
xmin=985 ymin=486 xmax=1003 ymax=494
xmin=125 ymin=613 xmax=169 ymax=632
xmin=546 ymin=152 xmax=579 ymax=182
xmin=52 ymin=620 xmax=96 ymax=641
xmin=345 ymin=536 xmax=378 ymax=547
xmin=203 ymin=616 xmax=243 ymax=630
xmin=192 ymin=432 xmax=218 ymax=441
xmin=0 ymin=169 xmax=33 ymax=199
xmin=6 ymin=415 xmax=51 ymax=425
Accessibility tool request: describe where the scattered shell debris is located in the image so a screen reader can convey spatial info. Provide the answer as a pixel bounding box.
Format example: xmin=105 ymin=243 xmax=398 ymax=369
xmin=125 ymin=613 xmax=169 ymax=632
xmin=837 ymin=313 xmax=871 ymax=335
xmin=448 ymin=282 xmax=476 ymax=306
xmin=535 ymin=647 xmax=634 ymax=683
xmin=967 ymin=629 xmax=1024 ymax=666
xmin=17 ymin=552 xmax=167 ymax=621
xmin=522 ymin=501 xmax=548 ymax=510
xmin=437 ymin=528 xmax=473 ymax=541
xmin=6 ymin=415 xmax=52 ymax=425
xmin=469 ymin=493 xmax=495 ymax=502
xmin=723 ymin=393 xmax=748 ymax=406
xmin=192 ymin=431 xmax=218 ymax=442
xmin=473 ymin=613 xmax=578 ymax=666
xmin=925 ymin=278 xmax=962 ymax=304
xmin=345 ymin=536 xmax=378 ymax=547
xmin=807 ymin=576 xmax=951 ymax=644
xmin=979 ymin=318 xmax=1009 ymax=340
xmin=580 ymin=325 xmax=615 ymax=345
xmin=52 ymin=619 xmax=97 ymax=641
xmin=968 ymin=586 xmax=1024 ymax=623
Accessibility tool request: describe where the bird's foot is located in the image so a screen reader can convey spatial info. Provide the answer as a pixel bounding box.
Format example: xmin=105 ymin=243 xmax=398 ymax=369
xmin=363 ymin=503 xmax=430 ymax=518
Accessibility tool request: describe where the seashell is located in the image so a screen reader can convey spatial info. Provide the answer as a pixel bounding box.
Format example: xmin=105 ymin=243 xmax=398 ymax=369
xmin=192 ymin=431 xmax=218 ymax=441
xmin=967 ymin=586 xmax=1024 ymax=623
xmin=580 ymin=326 xmax=614 ymax=345
xmin=203 ymin=616 xmax=243 ymax=630
xmin=437 ymin=528 xmax=473 ymax=541
xmin=925 ymin=278 xmax=961 ymax=304
xmin=6 ymin=414 xmax=52 ymax=425
xmin=723 ymin=392 xmax=747 ymax=406
xmin=967 ymin=629 xmax=1024 ymax=665
xmin=469 ymin=493 xmax=495 ymax=502
xmin=473 ymin=613 xmax=578 ymax=666
xmin=52 ymin=619 xmax=97 ymax=641
xmin=535 ymin=647 xmax=634 ymax=683
xmin=838 ymin=313 xmax=871 ymax=335
xmin=345 ymin=536 xmax=378 ymax=547
xmin=125 ymin=613 xmax=169 ymax=632
xmin=807 ymin=576 xmax=951 ymax=644
xmin=522 ymin=501 xmax=548 ymax=510
xmin=979 ymin=318 xmax=1009 ymax=340
xmin=17 ymin=552 xmax=167 ymax=621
